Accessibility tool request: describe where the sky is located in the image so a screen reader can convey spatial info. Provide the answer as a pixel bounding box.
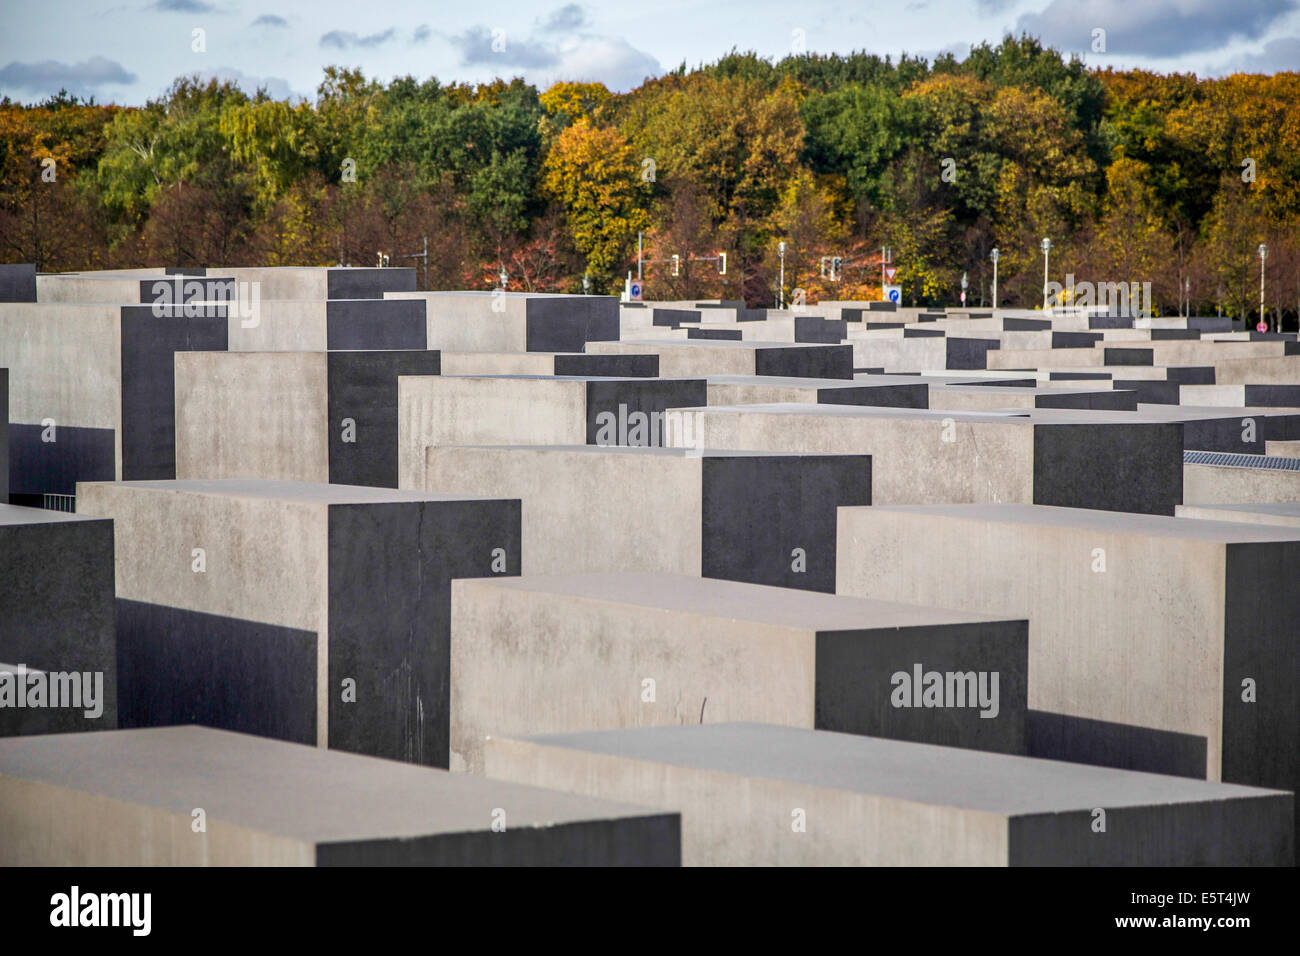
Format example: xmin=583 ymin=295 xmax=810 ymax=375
xmin=1 ymin=0 xmax=1298 ymax=105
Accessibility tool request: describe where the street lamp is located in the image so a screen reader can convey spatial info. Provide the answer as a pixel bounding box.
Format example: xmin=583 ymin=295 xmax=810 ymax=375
xmin=960 ymin=271 xmax=968 ymax=307
xmin=499 ymin=267 xmax=508 ymax=291
xmin=582 ymin=272 xmax=590 ymax=296
xmin=989 ymin=248 xmax=1000 ymax=310
xmin=1259 ymin=243 xmax=1269 ymax=331
xmin=778 ymin=241 xmax=786 ymax=310
xmin=1040 ymin=237 xmax=1053 ymax=310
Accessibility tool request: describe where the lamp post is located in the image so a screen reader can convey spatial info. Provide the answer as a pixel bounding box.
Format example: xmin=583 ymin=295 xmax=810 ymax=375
xmin=778 ymin=241 xmax=786 ymax=310
xmin=1259 ymin=243 xmax=1268 ymax=331
xmin=1040 ymin=237 xmax=1053 ymax=310
xmin=499 ymin=267 xmax=508 ymax=291
xmin=960 ymin=271 xmax=968 ymax=307
xmin=582 ymin=272 xmax=590 ymax=296
xmin=990 ymin=247 xmax=999 ymax=310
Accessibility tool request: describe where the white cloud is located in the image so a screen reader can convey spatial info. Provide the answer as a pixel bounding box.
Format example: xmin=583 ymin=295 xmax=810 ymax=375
xmin=1017 ymin=0 xmax=1297 ymax=58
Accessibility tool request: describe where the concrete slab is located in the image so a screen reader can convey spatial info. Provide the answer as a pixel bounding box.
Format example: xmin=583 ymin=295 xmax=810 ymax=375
xmin=423 ymin=444 xmax=869 ymax=592
xmin=451 ymin=572 xmax=1026 ymax=772
xmin=387 ymin=291 xmax=618 ymax=352
xmin=440 ymin=351 xmax=658 ymax=377
xmin=586 ymin=339 xmax=854 ymax=379
xmin=75 ymin=479 xmax=520 ymax=767
xmin=0 ymin=726 xmax=678 ymax=865
xmin=0 ymin=302 xmax=227 ymax=496
xmin=0 ymin=264 xmax=36 ymax=302
xmin=176 ymin=350 xmax=441 ymax=487
xmin=836 ymin=502 xmax=1300 ymax=837
xmin=667 ymin=403 xmax=1183 ymax=514
xmin=1183 ymin=452 xmax=1300 ymax=503
xmin=226 ymin=298 xmax=427 ymax=352
xmin=0 ymin=504 xmax=116 ymax=735
xmin=484 ymin=723 xmax=1293 ymax=866
xmin=1176 ymin=502 xmax=1300 ymax=527
xmin=929 ymin=383 xmax=1137 ymax=412
xmin=397 ymin=374 xmax=707 ymax=489
xmin=705 ymin=374 xmax=927 ymax=408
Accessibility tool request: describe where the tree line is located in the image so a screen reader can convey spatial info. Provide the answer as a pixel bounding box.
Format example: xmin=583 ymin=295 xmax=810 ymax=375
xmin=2 ymin=35 xmax=1298 ymax=322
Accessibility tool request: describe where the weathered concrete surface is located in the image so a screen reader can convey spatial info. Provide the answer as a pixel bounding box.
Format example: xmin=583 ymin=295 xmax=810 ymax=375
xmin=388 ymin=291 xmax=618 ymax=352
xmin=1176 ymin=502 xmax=1300 ymax=528
xmin=836 ymin=503 xmax=1300 ymax=837
xmin=397 ymin=374 xmax=707 ymax=489
xmin=0 ymin=505 xmax=116 ymax=735
xmin=75 ymin=479 xmax=519 ymax=767
xmin=484 ymin=723 xmax=1293 ymax=866
xmin=176 ymin=350 xmax=441 ymax=487
xmin=928 ymin=383 xmax=1137 ymax=412
xmin=424 ymin=444 xmax=869 ymax=592
xmin=439 ymin=351 xmax=658 ymax=377
xmin=668 ymin=403 xmax=1182 ymax=514
xmin=215 ymin=266 xmax=416 ymax=300
xmin=1184 ymin=458 xmax=1300 ymax=503
xmin=705 ymin=374 xmax=927 ymax=408
xmin=0 ymin=726 xmax=679 ymax=865
xmin=0 ymin=264 xmax=36 ymax=302
xmin=0 ymin=302 xmax=229 ymax=495
xmin=586 ymin=339 xmax=854 ymax=379
xmin=227 ymin=298 xmax=427 ymax=352
xmin=451 ymin=573 xmax=1026 ymax=772
xmin=176 ymin=352 xmax=331 ymax=482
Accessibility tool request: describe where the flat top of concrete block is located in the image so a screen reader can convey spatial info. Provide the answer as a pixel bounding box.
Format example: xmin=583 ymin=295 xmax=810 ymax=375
xmin=614 ymin=339 xmax=842 ymax=350
xmin=0 ymin=727 xmax=661 ymax=842
xmin=400 ymin=290 xmax=614 ymax=300
xmin=707 ymin=375 xmax=920 ymax=389
xmin=436 ymin=444 xmax=863 ymax=461
xmin=515 ymin=723 xmax=1285 ymax=814
xmin=857 ymin=373 xmax=1031 ymax=386
xmin=429 ymin=373 xmax=693 ymax=384
xmin=701 ymin=402 xmax=1028 ymax=424
xmin=76 ymin=478 xmax=505 ymax=506
xmin=0 ymin=504 xmax=108 ymax=527
xmin=862 ymin=503 xmax=1300 ymax=543
xmin=1018 ymin=405 xmax=1300 ymax=424
xmin=932 ymin=384 xmax=1120 ymax=397
xmin=442 ymin=351 xmax=582 ymax=358
xmin=1178 ymin=502 xmax=1300 ymax=518
xmin=462 ymin=572 xmax=1014 ymax=631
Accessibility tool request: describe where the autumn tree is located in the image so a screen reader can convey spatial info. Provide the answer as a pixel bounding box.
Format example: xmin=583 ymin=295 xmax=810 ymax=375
xmin=542 ymin=118 xmax=649 ymax=292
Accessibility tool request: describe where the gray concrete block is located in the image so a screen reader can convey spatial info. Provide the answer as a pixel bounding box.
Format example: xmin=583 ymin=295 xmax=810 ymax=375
xmin=389 ymin=292 xmax=618 ymax=352
xmin=0 ymin=505 xmax=116 ymax=734
xmin=0 ymin=264 xmax=36 ymax=302
xmin=450 ymin=572 xmax=1026 ymax=773
xmin=671 ymin=404 xmax=1183 ymax=514
xmin=0 ymin=726 xmax=678 ymax=865
xmin=1176 ymin=502 xmax=1300 ymax=528
xmin=484 ymin=723 xmax=1292 ymax=866
xmin=929 ymin=383 xmax=1137 ymax=412
xmin=75 ymin=479 xmax=520 ymax=767
xmin=836 ymin=502 xmax=1300 ymax=841
xmin=440 ymin=352 xmax=658 ymax=377
xmin=586 ymin=339 xmax=854 ymax=379
xmin=397 ymin=375 xmax=707 ymax=489
xmin=424 ymin=444 xmax=869 ymax=592
xmin=705 ymin=374 xmax=927 ymax=408
xmin=176 ymin=350 xmax=441 ymax=487
xmin=1184 ymin=454 xmax=1300 ymax=503
xmin=0 ymin=302 xmax=227 ymax=496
